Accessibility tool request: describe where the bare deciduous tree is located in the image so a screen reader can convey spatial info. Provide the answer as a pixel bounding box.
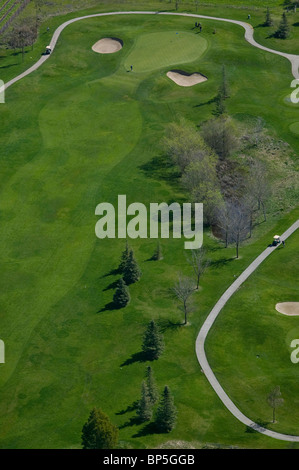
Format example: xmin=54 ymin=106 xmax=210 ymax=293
xmin=267 ymin=386 xmax=284 ymax=423
xmin=172 ymin=275 xmax=195 ymax=325
xmin=186 ymin=247 xmax=209 ymax=290
xmin=225 ymin=201 xmax=250 ymax=258
xmin=248 ymin=159 xmax=271 ymax=222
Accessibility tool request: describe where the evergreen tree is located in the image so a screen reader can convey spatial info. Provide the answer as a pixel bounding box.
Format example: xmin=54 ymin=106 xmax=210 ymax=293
xmin=220 ymin=64 xmax=229 ymax=99
xmin=155 ymin=386 xmax=177 ymax=433
xmin=275 ymin=12 xmax=290 ymax=38
xmin=264 ymin=7 xmax=273 ymax=26
xmin=113 ymin=278 xmax=130 ymax=308
xmin=142 ymin=320 xmax=164 ymax=360
xmin=118 ymin=240 xmax=130 ymax=273
xmin=152 ymin=241 xmax=163 ymax=261
xmin=81 ymin=408 xmax=119 ymax=449
xmin=123 ymin=249 xmax=142 ymax=285
xmin=215 ymin=89 xmax=226 ymax=116
xmin=137 ymin=381 xmax=153 ymax=422
xmin=145 ymin=366 xmax=159 ymax=405
xmin=215 ymin=65 xmax=229 ymax=115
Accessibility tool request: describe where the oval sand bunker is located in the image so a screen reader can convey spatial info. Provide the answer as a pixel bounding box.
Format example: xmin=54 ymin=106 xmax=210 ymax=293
xmin=275 ymin=302 xmax=299 ymax=316
xmin=167 ymin=70 xmax=207 ymax=87
xmin=92 ymin=38 xmax=123 ymax=54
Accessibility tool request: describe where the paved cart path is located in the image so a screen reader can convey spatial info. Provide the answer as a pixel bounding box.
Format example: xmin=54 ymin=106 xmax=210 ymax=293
xmin=196 ymin=219 xmax=299 ymax=442
xmin=2 ymin=10 xmax=299 ymax=93
xmin=2 ymin=10 xmax=299 ymax=441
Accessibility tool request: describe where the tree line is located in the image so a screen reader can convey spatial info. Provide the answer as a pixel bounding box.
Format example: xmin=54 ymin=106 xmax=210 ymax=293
xmin=162 ymin=67 xmax=273 ymax=258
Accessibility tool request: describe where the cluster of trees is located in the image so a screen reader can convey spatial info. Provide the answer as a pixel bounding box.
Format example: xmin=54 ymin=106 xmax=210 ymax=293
xmin=163 ymin=68 xmax=272 ymax=258
xmin=112 ymin=242 xmax=142 ymax=308
xmin=264 ymin=8 xmax=292 ymax=39
xmin=4 ymin=18 xmax=37 ymax=61
xmin=137 ymin=367 xmax=177 ymax=433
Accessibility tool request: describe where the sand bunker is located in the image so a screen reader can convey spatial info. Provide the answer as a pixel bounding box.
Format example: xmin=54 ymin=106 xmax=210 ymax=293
xmin=167 ymin=70 xmax=207 ymax=87
xmin=275 ymin=302 xmax=299 ymax=316
xmin=92 ymin=38 xmax=123 ymax=54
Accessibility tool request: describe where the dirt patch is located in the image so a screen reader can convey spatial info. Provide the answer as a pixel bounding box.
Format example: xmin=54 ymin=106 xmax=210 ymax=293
xmin=92 ymin=37 xmax=123 ymax=54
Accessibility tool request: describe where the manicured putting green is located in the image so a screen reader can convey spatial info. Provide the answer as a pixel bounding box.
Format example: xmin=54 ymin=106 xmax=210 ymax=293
xmin=124 ymin=31 xmax=207 ymax=73
xmin=289 ymin=121 xmax=299 ymax=135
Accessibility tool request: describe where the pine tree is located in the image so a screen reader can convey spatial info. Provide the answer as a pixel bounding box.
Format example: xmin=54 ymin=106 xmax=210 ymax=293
xmin=118 ymin=240 xmax=130 ymax=273
xmin=81 ymin=408 xmax=119 ymax=449
xmin=145 ymin=366 xmax=159 ymax=405
xmin=137 ymin=381 xmax=153 ymax=422
xmin=275 ymin=12 xmax=290 ymax=39
xmin=152 ymin=241 xmax=163 ymax=261
xmin=215 ymin=89 xmax=226 ymax=116
xmin=113 ymin=278 xmax=130 ymax=308
xmin=142 ymin=320 xmax=164 ymax=360
xmin=220 ymin=64 xmax=229 ymax=99
xmin=123 ymin=248 xmax=142 ymax=285
xmin=264 ymin=7 xmax=273 ymax=26
xmin=215 ymin=65 xmax=229 ymax=115
xmin=155 ymin=386 xmax=177 ymax=433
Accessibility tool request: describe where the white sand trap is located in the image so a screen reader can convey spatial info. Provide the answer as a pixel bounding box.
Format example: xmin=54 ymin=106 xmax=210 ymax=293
xmin=275 ymin=302 xmax=299 ymax=316
xmin=92 ymin=38 xmax=123 ymax=54
xmin=167 ymin=70 xmax=207 ymax=87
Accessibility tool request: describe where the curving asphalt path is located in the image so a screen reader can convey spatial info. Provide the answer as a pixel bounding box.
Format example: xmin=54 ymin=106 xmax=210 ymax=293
xmin=2 ymin=9 xmax=299 ymax=441
xmin=2 ymin=9 xmax=299 ymax=93
xmin=196 ymin=219 xmax=299 ymax=442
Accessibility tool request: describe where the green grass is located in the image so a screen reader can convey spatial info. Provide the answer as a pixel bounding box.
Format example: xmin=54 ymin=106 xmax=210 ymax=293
xmin=290 ymin=121 xmax=299 ymax=135
xmin=123 ymin=30 xmax=208 ymax=73
xmin=206 ymin=219 xmax=299 ymax=437
xmin=0 ymin=7 xmax=298 ymax=450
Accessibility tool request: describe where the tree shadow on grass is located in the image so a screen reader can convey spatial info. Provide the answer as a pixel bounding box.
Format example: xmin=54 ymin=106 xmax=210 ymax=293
xmin=0 ymin=63 xmax=18 ymax=69
xmin=139 ymin=154 xmax=180 ymax=184
xmin=157 ymin=318 xmax=183 ymax=333
xmin=245 ymin=419 xmax=271 ymax=434
xmin=119 ymin=415 xmax=143 ymax=430
xmin=97 ymin=300 xmax=122 ymax=313
xmin=101 ymin=267 xmax=120 ymax=279
xmin=120 ymin=351 xmax=149 ymax=367
xmin=116 ymin=400 xmax=139 ymax=416
xmin=209 ymin=257 xmax=235 ymax=268
xmin=132 ymin=421 xmax=160 ymax=438
xmin=193 ymin=96 xmax=217 ymax=108
xmin=103 ymin=279 xmax=120 ymax=291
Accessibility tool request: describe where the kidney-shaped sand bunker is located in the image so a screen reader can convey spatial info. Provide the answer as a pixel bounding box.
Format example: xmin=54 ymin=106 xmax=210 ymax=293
xmin=167 ymin=70 xmax=207 ymax=87
xmin=92 ymin=38 xmax=123 ymax=54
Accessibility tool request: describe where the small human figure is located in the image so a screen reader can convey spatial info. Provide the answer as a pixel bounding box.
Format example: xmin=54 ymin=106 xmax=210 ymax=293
xmin=47 ymin=26 xmax=49 ymax=32
xmin=199 ymin=24 xmax=202 ymax=32
xmin=130 ymin=65 xmax=133 ymax=71
xmin=248 ymin=14 xmax=251 ymax=20
xmin=195 ymin=21 xmax=198 ymax=28
xmin=282 ymin=240 xmax=285 ymax=247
